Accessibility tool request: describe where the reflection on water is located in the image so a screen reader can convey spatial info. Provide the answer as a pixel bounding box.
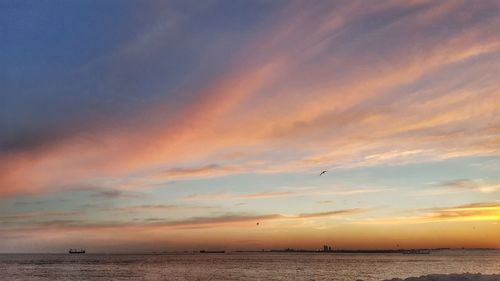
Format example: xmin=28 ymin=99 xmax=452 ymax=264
xmin=0 ymin=251 xmax=499 ymax=281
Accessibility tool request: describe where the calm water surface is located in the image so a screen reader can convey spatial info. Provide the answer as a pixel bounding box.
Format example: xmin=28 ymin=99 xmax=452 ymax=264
xmin=1 ymin=251 xmax=499 ymax=281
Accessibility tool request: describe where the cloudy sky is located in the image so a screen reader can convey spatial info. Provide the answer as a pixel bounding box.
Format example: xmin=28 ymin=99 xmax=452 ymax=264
xmin=1 ymin=0 xmax=499 ymax=253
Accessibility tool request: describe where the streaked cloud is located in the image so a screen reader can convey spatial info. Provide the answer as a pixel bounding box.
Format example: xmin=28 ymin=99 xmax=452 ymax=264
xmin=104 ymin=204 xmax=216 ymax=213
xmin=0 ymin=211 xmax=81 ymax=221
xmin=425 ymin=202 xmax=500 ymax=221
xmin=0 ymin=211 xmax=84 ymax=228
xmin=183 ymin=187 xmax=388 ymax=201
xmin=184 ymin=191 xmax=298 ymax=201
xmin=358 ymin=202 xmax=500 ymax=225
xmin=159 ymin=164 xmax=241 ymax=179
xmin=320 ymin=188 xmax=392 ymax=196
xmin=90 ymin=190 xmax=144 ymax=199
xmin=296 ymin=209 xmax=364 ymax=219
xmin=438 ymin=179 xmax=500 ymax=193
xmin=14 ymin=201 xmax=45 ymax=206
xmin=1 ymin=208 xmax=364 ymax=232
xmin=414 ymin=179 xmax=500 ymax=196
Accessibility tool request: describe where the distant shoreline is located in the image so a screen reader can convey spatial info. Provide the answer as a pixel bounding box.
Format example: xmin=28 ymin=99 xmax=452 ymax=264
xmin=380 ymin=273 xmax=500 ymax=281
xmin=236 ymin=248 xmax=498 ymax=254
xmin=0 ymin=248 xmax=498 ymax=255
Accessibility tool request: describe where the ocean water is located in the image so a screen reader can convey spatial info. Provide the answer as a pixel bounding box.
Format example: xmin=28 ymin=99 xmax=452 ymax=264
xmin=0 ymin=251 xmax=499 ymax=281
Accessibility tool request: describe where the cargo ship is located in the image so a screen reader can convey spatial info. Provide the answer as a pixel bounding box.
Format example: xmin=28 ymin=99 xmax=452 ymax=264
xmin=402 ymin=249 xmax=430 ymax=254
xmin=199 ymin=250 xmax=225 ymax=254
xmin=68 ymin=249 xmax=86 ymax=254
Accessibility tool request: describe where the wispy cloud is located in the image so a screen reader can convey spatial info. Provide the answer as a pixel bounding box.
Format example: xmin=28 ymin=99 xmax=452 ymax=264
xmin=90 ymin=190 xmax=144 ymax=199
xmin=184 ymin=187 xmax=389 ymax=202
xmin=358 ymin=202 xmax=500 ymax=225
xmin=104 ymin=204 xmax=215 ymax=213
xmin=0 ymin=211 xmax=81 ymax=221
xmin=0 ymin=211 xmax=83 ymax=228
xmin=14 ymin=201 xmax=45 ymax=206
xmin=320 ymin=188 xmax=392 ymax=196
xmin=424 ymin=202 xmax=500 ymax=221
xmin=91 ymin=190 xmax=124 ymax=198
xmin=159 ymin=164 xmax=241 ymax=179
xmin=296 ymin=209 xmax=364 ymax=219
xmin=183 ymin=191 xmax=298 ymax=201
xmin=416 ymin=179 xmax=500 ymax=196
xmin=438 ymin=179 xmax=500 ymax=193
xmin=1 ymin=208 xmax=364 ymax=232
xmin=241 ymin=191 xmax=297 ymax=199
xmin=162 ymin=208 xmax=364 ymax=229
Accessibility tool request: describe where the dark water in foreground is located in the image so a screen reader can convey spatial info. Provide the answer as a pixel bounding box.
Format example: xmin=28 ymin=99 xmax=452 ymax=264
xmin=0 ymin=251 xmax=499 ymax=281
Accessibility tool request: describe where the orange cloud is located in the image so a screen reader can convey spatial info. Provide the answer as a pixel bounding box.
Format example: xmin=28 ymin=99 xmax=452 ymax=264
xmin=184 ymin=191 xmax=298 ymax=201
xmin=104 ymin=204 xmax=216 ymax=213
xmin=158 ymin=164 xmax=242 ymax=179
xmin=358 ymin=202 xmax=500 ymax=225
xmin=425 ymin=202 xmax=500 ymax=221
xmin=1 ymin=208 xmax=364 ymax=233
xmin=437 ymin=179 xmax=500 ymax=193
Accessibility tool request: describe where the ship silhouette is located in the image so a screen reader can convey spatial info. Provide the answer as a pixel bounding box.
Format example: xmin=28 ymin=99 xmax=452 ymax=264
xmin=68 ymin=249 xmax=86 ymax=254
xmin=199 ymin=250 xmax=225 ymax=254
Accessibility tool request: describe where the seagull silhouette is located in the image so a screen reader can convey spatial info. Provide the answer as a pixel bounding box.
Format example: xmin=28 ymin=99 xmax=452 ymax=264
xmin=320 ymin=170 xmax=327 ymax=176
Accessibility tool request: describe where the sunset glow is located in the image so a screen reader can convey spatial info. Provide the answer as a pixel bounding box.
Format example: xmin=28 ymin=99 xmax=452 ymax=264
xmin=1 ymin=0 xmax=499 ymax=253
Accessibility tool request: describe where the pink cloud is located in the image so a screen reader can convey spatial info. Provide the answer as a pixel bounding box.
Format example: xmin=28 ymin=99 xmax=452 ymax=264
xmin=1 ymin=1 xmax=499 ymax=198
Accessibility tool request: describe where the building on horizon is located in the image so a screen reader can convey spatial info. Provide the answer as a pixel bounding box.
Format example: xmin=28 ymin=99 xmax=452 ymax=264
xmin=323 ymin=245 xmax=333 ymax=252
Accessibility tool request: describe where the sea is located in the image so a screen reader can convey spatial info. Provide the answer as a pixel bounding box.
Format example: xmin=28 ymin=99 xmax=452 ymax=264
xmin=0 ymin=250 xmax=499 ymax=281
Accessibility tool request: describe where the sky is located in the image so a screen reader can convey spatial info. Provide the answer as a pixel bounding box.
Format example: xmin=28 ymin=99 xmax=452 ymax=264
xmin=0 ymin=0 xmax=499 ymax=253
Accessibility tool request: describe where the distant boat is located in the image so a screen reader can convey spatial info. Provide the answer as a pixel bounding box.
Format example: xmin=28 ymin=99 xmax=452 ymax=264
xmin=69 ymin=249 xmax=86 ymax=254
xmin=199 ymin=250 xmax=225 ymax=254
xmin=402 ymin=249 xmax=430 ymax=254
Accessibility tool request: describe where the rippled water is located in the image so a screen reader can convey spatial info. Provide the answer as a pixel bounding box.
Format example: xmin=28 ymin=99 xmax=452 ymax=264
xmin=1 ymin=251 xmax=499 ymax=281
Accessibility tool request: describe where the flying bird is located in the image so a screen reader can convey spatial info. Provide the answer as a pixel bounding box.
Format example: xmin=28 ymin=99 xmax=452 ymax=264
xmin=320 ymin=170 xmax=327 ymax=176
